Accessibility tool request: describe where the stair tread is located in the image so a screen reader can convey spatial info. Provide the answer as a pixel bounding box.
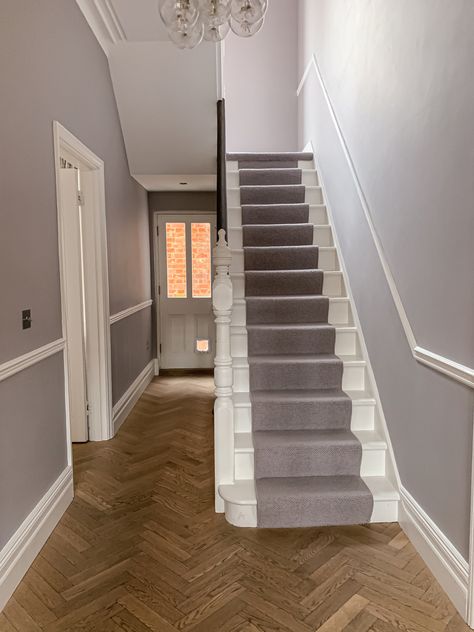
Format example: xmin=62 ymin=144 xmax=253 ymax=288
xmin=245 ymin=323 xmax=355 ymax=332
xmin=236 ymin=430 xmax=385 ymax=452
xmin=248 ymin=353 xmax=350 ymax=364
xmin=236 ymin=353 xmax=365 ymax=366
xmin=246 ymin=323 xmax=335 ymax=331
xmin=219 ymin=476 xmax=399 ymax=505
xmin=233 ymin=389 xmax=375 ymax=406
xmin=244 ymin=245 xmax=318 ymax=250
xmin=254 ymin=429 xmax=362 ymax=448
xmin=228 ymin=152 xmax=313 ymax=161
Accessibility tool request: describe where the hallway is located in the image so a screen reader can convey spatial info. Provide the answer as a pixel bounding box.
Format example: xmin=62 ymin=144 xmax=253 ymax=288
xmin=0 ymin=375 xmax=469 ymax=631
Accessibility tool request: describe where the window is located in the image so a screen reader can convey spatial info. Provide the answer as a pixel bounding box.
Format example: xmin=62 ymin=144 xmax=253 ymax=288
xmin=191 ymin=223 xmax=211 ymax=298
xmin=166 ymin=222 xmax=187 ymax=298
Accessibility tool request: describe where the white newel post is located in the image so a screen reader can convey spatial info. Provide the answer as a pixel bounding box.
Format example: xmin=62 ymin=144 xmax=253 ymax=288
xmin=213 ymin=229 xmax=234 ymax=512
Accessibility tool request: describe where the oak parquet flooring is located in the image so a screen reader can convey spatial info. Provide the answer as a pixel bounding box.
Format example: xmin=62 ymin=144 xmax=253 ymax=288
xmin=1 ymin=374 xmax=471 ymax=631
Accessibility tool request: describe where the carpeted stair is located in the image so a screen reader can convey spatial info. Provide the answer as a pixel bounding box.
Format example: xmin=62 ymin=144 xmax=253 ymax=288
xmin=229 ymin=151 xmax=374 ymax=529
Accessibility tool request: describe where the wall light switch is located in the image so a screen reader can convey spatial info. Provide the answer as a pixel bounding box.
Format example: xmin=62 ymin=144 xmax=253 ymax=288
xmin=22 ymin=309 xmax=32 ymax=330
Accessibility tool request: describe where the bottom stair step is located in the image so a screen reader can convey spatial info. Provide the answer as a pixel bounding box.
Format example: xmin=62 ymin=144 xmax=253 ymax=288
xmin=218 ymin=477 xmax=399 ymax=528
xmin=256 ymin=475 xmax=372 ymax=528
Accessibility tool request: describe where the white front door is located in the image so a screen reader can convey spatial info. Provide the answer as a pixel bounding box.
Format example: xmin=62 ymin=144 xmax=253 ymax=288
xmin=157 ymin=214 xmax=216 ymax=369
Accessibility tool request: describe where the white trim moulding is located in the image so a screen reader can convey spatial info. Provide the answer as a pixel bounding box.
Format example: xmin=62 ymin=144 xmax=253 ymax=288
xmin=297 ymin=54 xmax=474 ymax=389
xmin=0 ymin=466 xmax=73 ymax=611
xmin=113 ymin=360 xmax=155 ymax=434
xmin=0 ymin=339 xmax=65 ymax=383
xmin=399 ymin=486 xmax=469 ymax=619
xmin=110 ymin=300 xmax=153 ymax=325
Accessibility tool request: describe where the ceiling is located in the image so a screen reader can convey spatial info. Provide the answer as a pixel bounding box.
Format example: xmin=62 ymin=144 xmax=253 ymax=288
xmin=76 ymin=0 xmax=219 ymax=191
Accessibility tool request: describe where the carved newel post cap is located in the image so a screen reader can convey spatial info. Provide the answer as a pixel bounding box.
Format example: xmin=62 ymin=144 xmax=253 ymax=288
xmin=213 ymin=229 xmax=232 ymax=267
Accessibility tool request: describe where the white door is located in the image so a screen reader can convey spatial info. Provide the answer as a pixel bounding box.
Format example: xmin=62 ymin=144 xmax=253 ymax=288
xmin=157 ymin=214 xmax=216 ymax=369
xmin=59 ymin=168 xmax=89 ymax=442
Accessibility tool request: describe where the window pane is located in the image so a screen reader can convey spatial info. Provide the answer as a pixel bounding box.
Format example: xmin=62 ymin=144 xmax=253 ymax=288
xmin=166 ymin=223 xmax=187 ymax=298
xmin=191 ymin=223 xmax=211 ymax=298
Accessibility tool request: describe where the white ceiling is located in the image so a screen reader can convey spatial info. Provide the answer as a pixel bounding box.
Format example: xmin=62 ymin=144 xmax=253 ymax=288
xmin=76 ymin=0 xmax=218 ymax=191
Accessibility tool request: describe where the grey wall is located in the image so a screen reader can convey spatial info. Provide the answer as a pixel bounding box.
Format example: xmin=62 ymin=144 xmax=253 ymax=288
xmin=148 ymin=191 xmax=216 ymax=213
xmin=298 ymin=0 xmax=474 ymax=557
xmin=111 ymin=308 xmax=153 ymax=406
xmin=0 ymin=0 xmax=151 ymax=547
xmin=0 ymin=356 xmax=67 ymax=550
xmin=224 ymin=0 xmax=298 ymax=152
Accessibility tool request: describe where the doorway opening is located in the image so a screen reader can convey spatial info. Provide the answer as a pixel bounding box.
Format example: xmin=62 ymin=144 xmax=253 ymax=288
xmin=154 ymin=212 xmax=216 ymax=370
xmin=53 ymin=122 xmax=112 ymax=451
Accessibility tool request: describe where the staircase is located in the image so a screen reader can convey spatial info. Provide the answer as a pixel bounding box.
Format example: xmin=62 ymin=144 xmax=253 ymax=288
xmin=217 ymin=151 xmax=399 ymax=528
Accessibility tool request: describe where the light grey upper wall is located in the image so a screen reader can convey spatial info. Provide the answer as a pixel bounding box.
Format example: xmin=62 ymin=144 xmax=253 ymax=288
xmin=298 ymin=0 xmax=474 ymax=557
xmin=299 ymin=0 xmax=474 ymax=367
xmin=0 ymin=0 xmax=151 ymax=546
xmin=0 ymin=0 xmax=151 ymax=365
xmin=224 ymin=0 xmax=298 ymax=152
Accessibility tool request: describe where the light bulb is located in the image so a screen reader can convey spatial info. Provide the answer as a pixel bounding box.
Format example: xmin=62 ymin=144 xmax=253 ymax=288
xmin=203 ymin=19 xmax=230 ymax=41
xmin=199 ymin=0 xmax=231 ymax=26
xmin=159 ymin=0 xmax=199 ymax=28
xmin=168 ymin=21 xmax=204 ymax=48
xmin=230 ymin=0 xmax=264 ymax=25
xmin=230 ymin=14 xmax=264 ymax=37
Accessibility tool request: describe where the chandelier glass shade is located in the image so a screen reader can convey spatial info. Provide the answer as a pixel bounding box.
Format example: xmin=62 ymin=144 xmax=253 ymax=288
xmin=159 ymin=0 xmax=268 ymax=49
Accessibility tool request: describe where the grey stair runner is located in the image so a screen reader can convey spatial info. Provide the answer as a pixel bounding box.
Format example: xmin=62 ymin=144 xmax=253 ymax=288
xmin=229 ymin=151 xmax=373 ymax=528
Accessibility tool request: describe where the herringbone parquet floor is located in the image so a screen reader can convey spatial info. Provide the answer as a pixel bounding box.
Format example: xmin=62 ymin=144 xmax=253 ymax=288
xmin=0 ymin=374 xmax=470 ymax=631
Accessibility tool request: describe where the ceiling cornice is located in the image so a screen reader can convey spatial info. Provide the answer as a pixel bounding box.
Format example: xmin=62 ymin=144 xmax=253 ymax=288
xmin=76 ymin=0 xmax=126 ymax=56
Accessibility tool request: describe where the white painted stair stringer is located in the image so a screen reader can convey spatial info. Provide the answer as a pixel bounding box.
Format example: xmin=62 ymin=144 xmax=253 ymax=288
xmin=219 ymin=157 xmax=400 ymax=527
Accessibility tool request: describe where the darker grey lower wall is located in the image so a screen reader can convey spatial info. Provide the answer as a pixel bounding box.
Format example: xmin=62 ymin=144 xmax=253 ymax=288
xmin=111 ymin=308 xmax=153 ymax=406
xmin=0 ymin=354 xmax=67 ymax=549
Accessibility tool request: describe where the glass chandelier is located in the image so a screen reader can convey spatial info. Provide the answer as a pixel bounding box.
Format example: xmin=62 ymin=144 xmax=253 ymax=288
xmin=159 ymin=0 xmax=268 ymax=49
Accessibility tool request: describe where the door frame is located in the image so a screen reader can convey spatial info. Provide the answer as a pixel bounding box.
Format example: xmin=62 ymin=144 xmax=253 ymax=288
xmin=152 ymin=210 xmax=216 ymax=370
xmin=53 ymin=122 xmax=113 ymax=450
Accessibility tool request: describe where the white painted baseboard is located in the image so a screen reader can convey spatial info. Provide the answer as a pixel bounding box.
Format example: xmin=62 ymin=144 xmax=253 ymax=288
xmin=154 ymin=358 xmax=160 ymax=376
xmin=113 ymin=360 xmax=155 ymax=434
xmin=399 ymin=486 xmax=469 ymax=619
xmin=0 ymin=466 xmax=73 ymax=612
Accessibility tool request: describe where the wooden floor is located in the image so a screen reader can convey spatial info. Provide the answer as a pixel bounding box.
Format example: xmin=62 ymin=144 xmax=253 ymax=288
xmin=0 ymin=375 xmax=470 ymax=631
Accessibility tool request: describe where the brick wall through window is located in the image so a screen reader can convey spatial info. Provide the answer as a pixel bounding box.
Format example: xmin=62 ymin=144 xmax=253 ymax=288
xmin=191 ymin=223 xmax=211 ymax=298
xmin=166 ymin=222 xmax=187 ymax=298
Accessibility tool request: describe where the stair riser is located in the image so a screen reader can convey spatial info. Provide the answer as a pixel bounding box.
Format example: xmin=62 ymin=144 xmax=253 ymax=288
xmin=231 ymin=299 xmax=351 ymax=327
xmin=249 ymin=362 xmax=343 ymax=391
xmin=231 ymin=273 xmax=344 ymax=298
xmin=229 ymin=248 xmax=337 ymax=273
xmin=246 ymin=328 xmax=336 ymax=356
xmin=222 ymin=496 xmax=398 ymax=527
xmin=244 ymin=248 xmax=319 ymax=271
xmin=241 ymin=226 xmax=314 ymax=248
xmin=233 ymin=363 xmax=367 ymax=392
xmin=235 ymin=445 xmax=386 ymax=480
xmin=227 ymin=171 xmax=319 ymax=188
xmin=233 ymin=401 xmax=376 ymax=433
xmin=231 ymin=328 xmax=358 ymax=357
xmin=228 ymin=188 xmax=323 ymax=207
xmin=228 ymin=205 xmax=328 ymax=229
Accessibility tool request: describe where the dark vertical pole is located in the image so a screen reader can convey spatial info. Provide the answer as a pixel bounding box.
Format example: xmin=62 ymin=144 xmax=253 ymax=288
xmin=216 ymin=99 xmax=228 ymax=236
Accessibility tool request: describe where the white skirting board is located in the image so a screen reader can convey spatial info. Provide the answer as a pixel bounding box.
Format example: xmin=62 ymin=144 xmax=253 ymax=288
xmin=399 ymin=486 xmax=469 ymax=619
xmin=0 ymin=466 xmax=74 ymax=612
xmin=113 ymin=360 xmax=155 ymax=434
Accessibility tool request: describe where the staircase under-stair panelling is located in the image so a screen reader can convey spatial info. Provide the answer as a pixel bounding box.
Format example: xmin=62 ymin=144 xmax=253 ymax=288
xmin=219 ymin=151 xmax=399 ymax=528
